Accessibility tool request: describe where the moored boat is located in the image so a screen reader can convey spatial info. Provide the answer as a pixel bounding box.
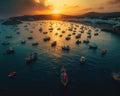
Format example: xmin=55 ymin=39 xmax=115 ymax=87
xmin=2 ymin=41 xmax=9 ymax=45
xmin=80 ymin=56 xmax=86 ymax=64
xmin=89 ymin=43 xmax=97 ymax=49
xmin=32 ymin=42 xmax=39 ymax=46
xmin=62 ymin=46 xmax=70 ymax=51
xmin=6 ymin=47 xmax=14 ymax=54
xmin=60 ymin=66 xmax=68 ymax=87
xmin=51 ymin=41 xmax=57 ymax=47
xmin=43 ymin=36 xmax=50 ymax=41
xmin=112 ymin=72 xmax=120 ymax=82
xmin=8 ymin=71 xmax=16 ymax=78
xmin=76 ymin=40 xmax=81 ymax=45
xmin=21 ymin=40 xmax=26 ymax=44
xmin=25 ymin=53 xmax=38 ymax=64
xmin=101 ymin=49 xmax=107 ymax=55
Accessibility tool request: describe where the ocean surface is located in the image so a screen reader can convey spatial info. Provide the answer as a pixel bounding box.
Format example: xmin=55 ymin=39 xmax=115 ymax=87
xmin=0 ymin=20 xmax=120 ymax=96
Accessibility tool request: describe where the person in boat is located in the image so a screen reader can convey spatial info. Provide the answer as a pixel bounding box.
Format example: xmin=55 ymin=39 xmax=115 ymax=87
xmin=63 ymin=72 xmax=68 ymax=82
xmin=61 ymin=69 xmax=68 ymax=81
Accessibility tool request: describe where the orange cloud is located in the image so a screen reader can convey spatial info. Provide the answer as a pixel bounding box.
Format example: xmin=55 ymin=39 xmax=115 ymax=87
xmin=107 ymin=0 xmax=120 ymax=5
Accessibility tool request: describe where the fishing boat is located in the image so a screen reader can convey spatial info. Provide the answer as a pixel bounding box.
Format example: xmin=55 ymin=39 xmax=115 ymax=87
xmin=89 ymin=43 xmax=97 ymax=49
xmin=25 ymin=53 xmax=38 ymax=64
xmin=112 ymin=72 xmax=120 ymax=82
xmin=60 ymin=66 xmax=68 ymax=87
xmin=101 ymin=49 xmax=107 ymax=55
xmin=43 ymin=36 xmax=50 ymax=41
xmin=5 ymin=35 xmax=12 ymax=38
xmin=80 ymin=56 xmax=86 ymax=64
xmin=65 ymin=36 xmax=71 ymax=40
xmin=32 ymin=42 xmax=39 ymax=46
xmin=21 ymin=40 xmax=26 ymax=44
xmin=6 ymin=47 xmax=14 ymax=54
xmin=2 ymin=41 xmax=9 ymax=45
xmin=51 ymin=41 xmax=57 ymax=47
xmin=62 ymin=46 xmax=70 ymax=51
xmin=8 ymin=71 xmax=16 ymax=78
xmin=76 ymin=40 xmax=81 ymax=45
xmin=83 ymin=39 xmax=89 ymax=43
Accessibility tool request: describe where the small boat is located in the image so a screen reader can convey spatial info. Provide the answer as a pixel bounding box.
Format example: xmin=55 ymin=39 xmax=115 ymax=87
xmin=89 ymin=43 xmax=97 ymax=49
xmin=39 ymin=28 xmax=43 ymax=32
xmin=83 ymin=39 xmax=89 ymax=43
xmin=43 ymin=37 xmax=50 ymax=41
xmin=28 ymin=36 xmax=33 ymax=40
xmin=62 ymin=46 xmax=70 ymax=51
xmin=72 ymin=32 xmax=76 ymax=35
xmin=6 ymin=47 xmax=14 ymax=54
xmin=87 ymin=35 xmax=91 ymax=38
xmin=51 ymin=41 xmax=57 ymax=47
xmin=8 ymin=71 xmax=16 ymax=78
xmin=60 ymin=66 xmax=68 ymax=87
xmin=21 ymin=40 xmax=26 ymax=44
xmin=112 ymin=72 xmax=120 ymax=82
xmin=65 ymin=37 xmax=71 ymax=40
xmin=59 ymin=34 xmax=62 ymax=37
xmin=94 ymin=33 xmax=99 ymax=36
xmin=57 ymin=28 xmax=61 ymax=30
xmin=68 ymin=34 xmax=71 ymax=36
xmin=75 ymin=35 xmax=81 ymax=39
xmin=80 ymin=56 xmax=86 ymax=64
xmin=48 ymin=28 xmax=53 ymax=30
xmin=2 ymin=41 xmax=9 ymax=45
xmin=101 ymin=49 xmax=107 ymax=55
xmin=55 ymin=33 xmax=58 ymax=35
xmin=43 ymin=32 xmax=48 ymax=34
xmin=16 ymin=32 xmax=20 ymax=34
xmin=76 ymin=40 xmax=81 ymax=44
xmin=25 ymin=53 xmax=38 ymax=64
xmin=62 ymin=31 xmax=65 ymax=33
xmin=6 ymin=35 xmax=12 ymax=38
xmin=32 ymin=42 xmax=39 ymax=46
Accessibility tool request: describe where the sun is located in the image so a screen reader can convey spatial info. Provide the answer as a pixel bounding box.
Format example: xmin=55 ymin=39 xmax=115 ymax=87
xmin=53 ymin=10 xmax=60 ymax=14
xmin=34 ymin=0 xmax=40 ymax=3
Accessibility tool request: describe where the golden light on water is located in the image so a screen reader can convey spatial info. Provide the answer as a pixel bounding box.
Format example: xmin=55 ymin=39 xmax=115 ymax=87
xmin=34 ymin=0 xmax=40 ymax=3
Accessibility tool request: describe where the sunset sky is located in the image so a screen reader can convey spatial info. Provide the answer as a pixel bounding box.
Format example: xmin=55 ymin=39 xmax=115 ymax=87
xmin=0 ymin=0 xmax=120 ymax=18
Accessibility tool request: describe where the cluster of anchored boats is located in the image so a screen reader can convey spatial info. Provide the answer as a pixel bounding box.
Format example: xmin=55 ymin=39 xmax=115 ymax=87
xmin=1 ymin=21 xmax=113 ymax=84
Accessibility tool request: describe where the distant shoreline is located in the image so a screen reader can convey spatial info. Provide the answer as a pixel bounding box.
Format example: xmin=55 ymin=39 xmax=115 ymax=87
xmin=64 ymin=19 xmax=120 ymax=35
xmin=2 ymin=16 xmax=120 ymax=35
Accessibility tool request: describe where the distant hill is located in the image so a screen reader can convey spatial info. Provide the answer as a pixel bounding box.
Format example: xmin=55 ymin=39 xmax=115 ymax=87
xmin=80 ymin=12 xmax=120 ymax=18
xmin=8 ymin=14 xmax=75 ymax=21
xmin=2 ymin=12 xmax=120 ymax=25
xmin=2 ymin=14 xmax=75 ymax=25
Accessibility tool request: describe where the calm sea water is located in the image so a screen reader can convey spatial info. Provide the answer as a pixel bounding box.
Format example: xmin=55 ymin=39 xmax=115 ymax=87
xmin=0 ymin=20 xmax=120 ymax=96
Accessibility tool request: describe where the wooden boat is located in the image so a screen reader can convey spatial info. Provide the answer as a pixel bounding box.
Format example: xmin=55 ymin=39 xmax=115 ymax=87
xmin=112 ymin=72 xmax=120 ymax=82
xmin=80 ymin=56 xmax=86 ymax=64
xmin=89 ymin=43 xmax=97 ymax=49
xmin=51 ymin=41 xmax=57 ymax=47
xmin=32 ymin=42 xmax=39 ymax=46
xmin=6 ymin=47 xmax=14 ymax=54
xmin=60 ymin=66 xmax=68 ymax=87
xmin=101 ymin=49 xmax=107 ymax=55
xmin=8 ymin=72 xmax=16 ymax=78
xmin=28 ymin=36 xmax=33 ymax=40
xmin=2 ymin=41 xmax=9 ymax=45
xmin=25 ymin=53 xmax=38 ymax=64
xmin=76 ymin=40 xmax=81 ymax=45
xmin=21 ymin=40 xmax=26 ymax=44
xmin=62 ymin=46 xmax=70 ymax=51
xmin=43 ymin=37 xmax=50 ymax=41
xmin=65 ymin=37 xmax=71 ymax=40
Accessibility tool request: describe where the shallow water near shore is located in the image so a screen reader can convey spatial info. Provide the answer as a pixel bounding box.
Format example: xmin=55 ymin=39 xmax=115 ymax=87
xmin=0 ymin=20 xmax=120 ymax=96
